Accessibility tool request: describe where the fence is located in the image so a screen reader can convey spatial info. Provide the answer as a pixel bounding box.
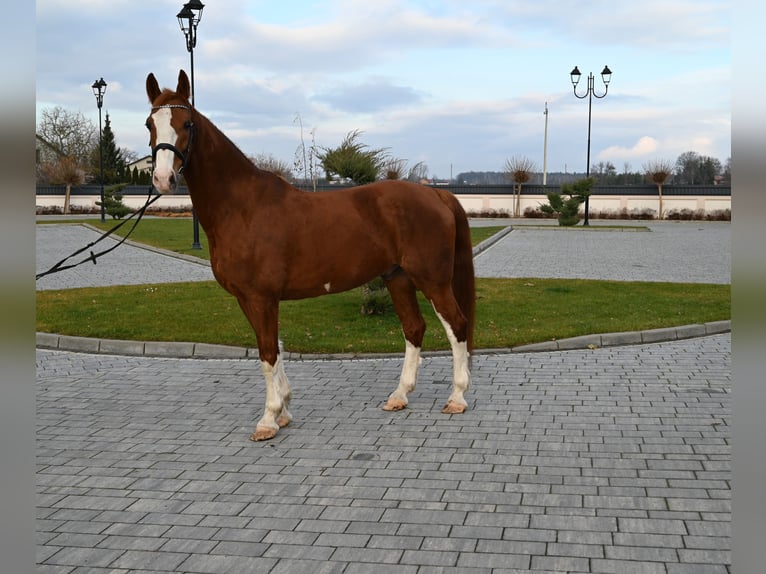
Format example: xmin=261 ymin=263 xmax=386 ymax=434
xmin=36 ymin=183 xmax=731 ymax=217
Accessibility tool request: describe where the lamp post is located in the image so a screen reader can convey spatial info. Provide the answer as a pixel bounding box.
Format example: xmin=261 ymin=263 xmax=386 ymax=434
xmin=177 ymin=0 xmax=204 ymax=249
xmin=570 ymin=65 xmax=612 ymax=226
xmin=91 ymin=77 xmax=107 ymax=223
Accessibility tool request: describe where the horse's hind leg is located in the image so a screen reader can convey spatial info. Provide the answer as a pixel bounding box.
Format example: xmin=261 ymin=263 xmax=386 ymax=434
xmin=382 ymin=271 xmax=426 ymax=411
xmin=428 ymin=290 xmax=470 ymax=414
xmin=236 ymin=295 xmax=293 ymax=441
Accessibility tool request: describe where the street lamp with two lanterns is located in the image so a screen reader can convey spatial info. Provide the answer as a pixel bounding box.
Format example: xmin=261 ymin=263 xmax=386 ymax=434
xmin=569 ymin=65 xmax=612 ymax=226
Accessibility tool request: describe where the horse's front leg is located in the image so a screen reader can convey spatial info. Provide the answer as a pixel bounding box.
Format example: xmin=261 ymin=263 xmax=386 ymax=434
xmin=253 ymin=350 xmax=293 ymax=441
xmin=237 ymin=295 xmax=293 ymax=441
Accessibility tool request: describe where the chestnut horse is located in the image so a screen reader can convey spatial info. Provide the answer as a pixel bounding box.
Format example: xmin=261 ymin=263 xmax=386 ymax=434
xmin=145 ymin=70 xmax=475 ymax=441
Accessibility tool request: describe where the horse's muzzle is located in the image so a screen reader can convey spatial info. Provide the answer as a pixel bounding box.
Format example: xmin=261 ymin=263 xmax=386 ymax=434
xmin=152 ymin=168 xmax=179 ymax=194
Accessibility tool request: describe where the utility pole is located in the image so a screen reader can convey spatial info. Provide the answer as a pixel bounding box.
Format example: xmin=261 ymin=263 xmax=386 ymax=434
xmin=543 ymin=102 xmax=549 ymax=186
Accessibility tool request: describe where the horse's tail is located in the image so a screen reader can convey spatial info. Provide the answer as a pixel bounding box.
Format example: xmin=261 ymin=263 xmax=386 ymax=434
xmin=445 ymin=192 xmax=476 ymax=353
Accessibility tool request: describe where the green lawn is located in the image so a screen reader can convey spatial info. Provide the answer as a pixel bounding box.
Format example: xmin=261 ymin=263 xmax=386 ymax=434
xmin=36 ymin=219 xmax=729 ymax=352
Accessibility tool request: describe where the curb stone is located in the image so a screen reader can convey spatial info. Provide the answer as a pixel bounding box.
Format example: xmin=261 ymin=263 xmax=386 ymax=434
xmin=36 ymin=319 xmax=730 ymax=360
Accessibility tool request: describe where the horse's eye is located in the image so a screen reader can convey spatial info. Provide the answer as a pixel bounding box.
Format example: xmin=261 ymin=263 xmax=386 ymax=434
xmin=145 ymin=120 xmax=152 ymax=131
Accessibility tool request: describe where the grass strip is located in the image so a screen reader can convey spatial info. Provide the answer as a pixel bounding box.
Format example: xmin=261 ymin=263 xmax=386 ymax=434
xmin=36 ymin=278 xmax=729 ymax=353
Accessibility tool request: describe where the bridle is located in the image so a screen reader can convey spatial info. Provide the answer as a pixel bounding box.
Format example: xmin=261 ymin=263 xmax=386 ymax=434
xmin=149 ymin=104 xmax=195 ymax=174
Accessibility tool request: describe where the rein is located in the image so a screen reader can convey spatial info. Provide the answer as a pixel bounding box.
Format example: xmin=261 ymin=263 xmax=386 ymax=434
xmin=36 ymin=103 xmax=195 ymax=282
xmin=35 ymin=186 xmax=162 ymax=281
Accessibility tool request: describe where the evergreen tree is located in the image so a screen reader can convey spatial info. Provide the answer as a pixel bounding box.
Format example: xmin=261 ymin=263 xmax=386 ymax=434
xmin=540 ymin=177 xmax=594 ymax=226
xmin=92 ymin=112 xmax=128 ymax=184
xmin=96 ymin=184 xmax=132 ymax=219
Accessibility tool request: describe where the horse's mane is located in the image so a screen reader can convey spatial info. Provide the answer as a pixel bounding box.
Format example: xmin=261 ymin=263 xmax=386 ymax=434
xmin=154 ymin=88 xmax=272 ymax=180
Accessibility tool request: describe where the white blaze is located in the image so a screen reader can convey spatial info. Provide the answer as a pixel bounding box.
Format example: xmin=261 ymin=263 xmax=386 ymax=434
xmin=151 ymin=107 xmax=178 ymax=193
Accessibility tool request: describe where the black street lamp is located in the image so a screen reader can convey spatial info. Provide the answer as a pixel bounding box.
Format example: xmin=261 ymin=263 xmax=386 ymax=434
xmin=92 ymin=77 xmax=107 ymax=223
xmin=177 ymin=0 xmax=204 ymax=249
xmin=570 ymin=65 xmax=612 ymax=226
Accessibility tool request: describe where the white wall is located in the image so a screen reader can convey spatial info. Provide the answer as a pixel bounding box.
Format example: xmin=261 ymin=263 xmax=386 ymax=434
xmin=37 ymin=192 xmax=731 ymax=217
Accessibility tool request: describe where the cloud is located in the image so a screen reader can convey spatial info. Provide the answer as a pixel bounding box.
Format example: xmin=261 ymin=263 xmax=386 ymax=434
xmin=202 ymin=0 xmax=511 ymax=75
xmin=484 ymin=0 xmax=728 ymax=51
xmin=600 ymin=136 xmax=659 ymax=160
xmin=312 ymin=79 xmax=426 ymax=113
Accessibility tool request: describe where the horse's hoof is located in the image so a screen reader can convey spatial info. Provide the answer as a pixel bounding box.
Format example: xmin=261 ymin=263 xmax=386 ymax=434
xmin=250 ymin=426 xmax=278 ymax=441
xmin=276 ymin=414 xmax=292 ymax=428
xmin=382 ymin=398 xmax=407 ymax=411
xmin=441 ymin=401 xmax=467 ymax=414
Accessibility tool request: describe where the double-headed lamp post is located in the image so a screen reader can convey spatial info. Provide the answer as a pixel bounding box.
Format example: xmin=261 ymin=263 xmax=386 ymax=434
xmin=570 ymin=65 xmax=612 ymax=226
xmin=177 ymin=0 xmax=204 ymax=249
xmin=91 ymin=77 xmax=107 ymax=223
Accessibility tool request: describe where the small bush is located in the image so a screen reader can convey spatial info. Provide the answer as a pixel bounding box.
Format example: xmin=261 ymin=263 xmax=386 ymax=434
xmin=706 ymin=209 xmax=731 ymax=221
xmin=96 ymin=185 xmax=132 ymax=219
xmin=36 ymin=205 xmax=63 ymax=215
xmin=539 ymin=178 xmax=594 ymax=226
xmin=588 ymin=207 xmax=656 ymax=220
xmin=465 ymin=208 xmax=512 ymax=219
xmin=360 ymin=277 xmax=393 ymax=315
xmin=523 ymin=206 xmax=556 ymax=219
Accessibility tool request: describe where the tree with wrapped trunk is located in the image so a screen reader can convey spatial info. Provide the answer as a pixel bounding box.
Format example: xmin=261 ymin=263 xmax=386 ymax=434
xmin=644 ymin=159 xmax=674 ymax=219
xmin=503 ymin=156 xmax=537 ymax=217
xmin=41 ymin=155 xmax=85 ymax=214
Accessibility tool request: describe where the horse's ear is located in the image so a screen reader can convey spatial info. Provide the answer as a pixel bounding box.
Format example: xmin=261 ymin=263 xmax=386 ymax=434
xmin=146 ymin=73 xmax=161 ymax=103
xmin=177 ymin=70 xmax=191 ymax=101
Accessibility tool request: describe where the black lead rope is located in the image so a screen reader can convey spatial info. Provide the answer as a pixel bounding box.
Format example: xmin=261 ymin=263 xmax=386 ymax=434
xmin=35 ymin=186 xmax=163 ymax=281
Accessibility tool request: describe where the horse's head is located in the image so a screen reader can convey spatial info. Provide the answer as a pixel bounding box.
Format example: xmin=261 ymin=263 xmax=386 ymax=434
xmin=145 ymin=70 xmax=194 ymax=194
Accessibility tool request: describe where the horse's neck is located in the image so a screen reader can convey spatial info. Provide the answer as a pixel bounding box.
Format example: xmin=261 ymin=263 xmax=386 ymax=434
xmin=183 ymin=114 xmax=285 ymax=230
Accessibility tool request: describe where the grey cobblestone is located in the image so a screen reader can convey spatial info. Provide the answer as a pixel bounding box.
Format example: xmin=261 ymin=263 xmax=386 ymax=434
xmin=36 ymin=220 xmax=730 ymax=572
xmin=473 ymin=221 xmax=730 ymax=284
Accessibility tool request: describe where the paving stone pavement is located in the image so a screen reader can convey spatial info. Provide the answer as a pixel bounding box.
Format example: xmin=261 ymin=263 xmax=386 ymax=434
xmin=36 ymin=219 xmax=731 ymax=573
xmin=36 ymin=335 xmax=731 ymax=573
xmin=36 ymin=223 xmax=215 ymax=291
xmin=473 ymin=221 xmax=730 ymax=285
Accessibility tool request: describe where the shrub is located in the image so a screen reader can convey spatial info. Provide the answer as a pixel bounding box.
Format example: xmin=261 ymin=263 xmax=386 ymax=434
xmin=539 ymin=178 xmax=594 ymax=226
xmin=96 ymin=184 xmax=132 ymax=219
xmin=541 ymin=193 xmax=582 ymax=226
xmin=466 ymin=208 xmax=512 ymax=219
xmin=359 ymin=277 xmax=392 ymax=315
xmin=523 ymin=206 xmax=555 ymax=219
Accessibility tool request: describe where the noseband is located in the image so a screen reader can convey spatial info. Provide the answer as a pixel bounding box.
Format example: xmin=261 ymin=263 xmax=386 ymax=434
xmin=150 ymin=104 xmax=195 ymax=174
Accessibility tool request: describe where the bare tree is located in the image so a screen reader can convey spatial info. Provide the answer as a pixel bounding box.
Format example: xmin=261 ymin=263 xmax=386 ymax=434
xmin=293 ymin=113 xmax=319 ymax=190
xmin=622 ymin=162 xmax=632 ymax=184
xmin=41 ymin=155 xmax=86 ymax=214
xmin=36 ymin=106 xmax=97 ymax=167
xmin=406 ymin=161 xmax=429 ymax=183
xmin=643 ymin=159 xmax=674 ymax=219
xmin=503 ymin=156 xmax=537 ymax=217
xmin=381 ymin=158 xmax=408 ymax=180
xmin=249 ymin=152 xmax=293 ymax=181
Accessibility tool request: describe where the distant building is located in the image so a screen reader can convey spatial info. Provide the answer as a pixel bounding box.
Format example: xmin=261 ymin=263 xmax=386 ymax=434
xmin=127 ymin=155 xmax=152 ymax=175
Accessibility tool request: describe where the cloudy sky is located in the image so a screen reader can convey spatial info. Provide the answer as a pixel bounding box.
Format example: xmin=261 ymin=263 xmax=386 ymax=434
xmin=36 ymin=0 xmax=730 ymax=180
